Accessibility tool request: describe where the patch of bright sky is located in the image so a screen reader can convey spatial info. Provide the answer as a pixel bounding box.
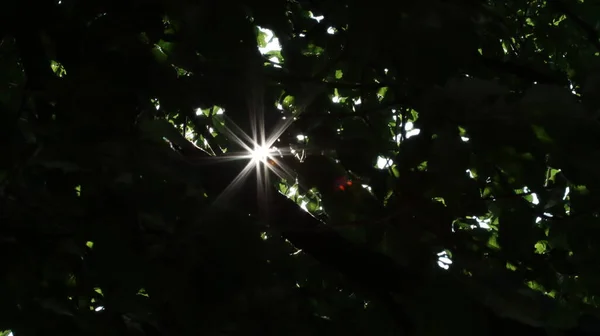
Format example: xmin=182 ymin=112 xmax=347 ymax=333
xmin=523 ymin=187 xmax=540 ymax=205
xmin=476 ymin=218 xmax=491 ymax=229
xmin=258 ymin=27 xmax=282 ymax=67
xmin=309 ymin=12 xmax=324 ymax=22
xmin=376 ymin=156 xmax=393 ymax=169
xmin=196 ymin=107 xmax=224 ymax=116
xmin=524 ymin=185 xmax=571 ymax=224
xmin=374 ymin=120 xmax=422 ymax=169
xmin=392 ymin=120 xmax=421 ymax=144
xmin=437 ymin=250 xmax=453 ymax=270
xmin=523 ymin=186 xmax=543 ymax=224
xmin=151 ymin=98 xmax=160 ymax=110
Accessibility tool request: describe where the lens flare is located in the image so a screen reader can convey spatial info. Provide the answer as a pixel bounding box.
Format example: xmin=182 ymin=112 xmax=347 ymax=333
xmin=202 ymin=62 xmax=312 ymax=215
xmin=209 ymin=114 xmax=297 ymax=214
xmin=251 ymin=145 xmax=273 ymax=163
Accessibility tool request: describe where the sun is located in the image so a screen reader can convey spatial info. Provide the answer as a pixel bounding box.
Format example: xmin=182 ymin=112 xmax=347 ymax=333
xmin=207 ymin=108 xmax=299 ymax=211
xmin=250 ymin=144 xmax=273 ymax=163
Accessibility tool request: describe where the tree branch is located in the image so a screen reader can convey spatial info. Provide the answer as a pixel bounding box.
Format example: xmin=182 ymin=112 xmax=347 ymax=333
xmin=548 ymin=0 xmax=600 ymax=53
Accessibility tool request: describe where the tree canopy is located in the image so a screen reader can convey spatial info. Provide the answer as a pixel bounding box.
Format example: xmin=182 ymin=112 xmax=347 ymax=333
xmin=3 ymin=0 xmax=600 ymax=335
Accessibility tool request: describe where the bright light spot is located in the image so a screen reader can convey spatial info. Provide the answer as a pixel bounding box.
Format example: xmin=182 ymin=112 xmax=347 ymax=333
xmin=353 ymin=97 xmax=362 ymax=105
xmin=269 ymin=56 xmax=281 ymax=68
xmin=362 ymin=184 xmax=372 ymax=191
xmin=466 ymin=169 xmax=474 ymax=178
xmin=287 ymin=186 xmax=298 ymax=197
xmin=332 ymin=96 xmax=340 ymax=103
xmin=251 ymin=145 xmax=273 ymax=163
xmin=395 ymin=128 xmax=421 ymax=143
xmin=376 ymin=156 xmax=393 ymax=169
xmin=476 ymin=218 xmax=491 ymax=229
xmin=95 ymin=306 xmax=105 ymax=312
xmin=200 ymin=94 xmax=299 ymax=214
xmin=196 ymin=107 xmax=224 ymax=116
xmin=523 ymin=187 xmax=539 ymax=205
xmin=258 ymin=27 xmax=282 ymax=54
xmin=393 ymin=121 xmax=421 ymax=142
xmin=437 ymin=262 xmax=450 ymax=270
xmin=437 ymin=250 xmax=452 ymax=270
xmin=310 ymin=13 xmax=324 ymax=22
xmin=406 ymin=128 xmax=421 ymax=138
xmin=461 ymin=136 xmax=470 ymax=142
xmin=327 ymin=27 xmax=336 ymax=34
xmin=150 ymin=98 xmax=160 ymax=110
xmin=296 ymin=134 xmax=306 ymax=141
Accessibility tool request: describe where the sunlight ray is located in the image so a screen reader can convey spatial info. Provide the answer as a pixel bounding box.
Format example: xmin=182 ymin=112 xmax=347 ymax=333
xmin=206 ymin=113 xmax=297 ymax=211
xmin=220 ymin=115 xmax=255 ymax=152
xmin=266 ymin=113 xmax=298 ymax=147
xmin=205 ymin=58 xmax=303 ymax=213
xmin=267 ymin=155 xmax=297 ymax=182
xmin=213 ymin=160 xmax=256 ymax=206
xmin=256 ymin=157 xmax=272 ymax=218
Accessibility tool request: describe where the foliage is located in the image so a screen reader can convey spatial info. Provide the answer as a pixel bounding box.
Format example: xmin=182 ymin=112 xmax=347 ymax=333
xmin=3 ymin=0 xmax=600 ymax=335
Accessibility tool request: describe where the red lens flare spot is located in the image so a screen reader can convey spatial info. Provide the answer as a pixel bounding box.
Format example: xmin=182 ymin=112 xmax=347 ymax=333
xmin=335 ymin=176 xmax=352 ymax=191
